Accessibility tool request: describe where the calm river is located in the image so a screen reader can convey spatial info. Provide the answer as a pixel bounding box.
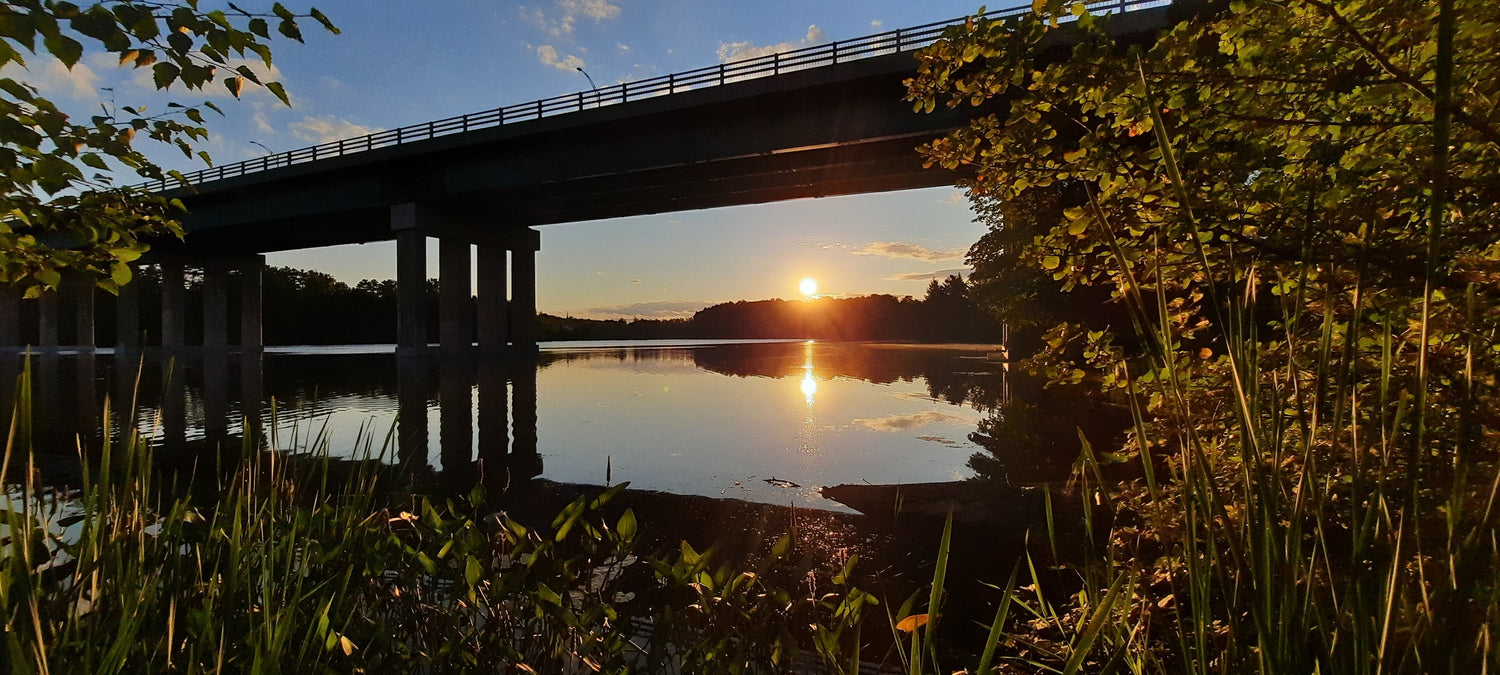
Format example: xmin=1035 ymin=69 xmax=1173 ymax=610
xmin=4 ymin=340 xmax=1017 ymax=513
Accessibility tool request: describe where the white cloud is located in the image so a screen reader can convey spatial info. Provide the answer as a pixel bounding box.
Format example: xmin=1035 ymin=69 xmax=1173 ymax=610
xmin=536 ymin=44 xmax=585 ymax=71
xmin=886 ymin=268 xmax=972 ymax=282
xmin=852 ymin=241 xmax=967 ymax=263
xmin=251 ymin=111 xmax=275 ymax=134
xmin=851 ymin=411 xmax=973 ymax=432
xmin=3 ymin=57 xmax=101 ymax=101
xmin=561 ymin=0 xmax=621 ymax=22
xmin=871 ymin=19 xmax=884 ymax=29
xmin=288 ymin=115 xmax=382 ymax=144
xmin=523 ymin=0 xmax=621 ymax=36
xmin=717 ymin=25 xmax=826 ymax=62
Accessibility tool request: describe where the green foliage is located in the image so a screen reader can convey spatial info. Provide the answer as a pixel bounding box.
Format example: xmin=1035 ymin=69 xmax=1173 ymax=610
xmin=0 ymin=1 xmax=337 ymax=296
xmin=909 ymin=0 xmax=1500 ymax=671
xmin=0 ymin=367 xmax=879 ymax=673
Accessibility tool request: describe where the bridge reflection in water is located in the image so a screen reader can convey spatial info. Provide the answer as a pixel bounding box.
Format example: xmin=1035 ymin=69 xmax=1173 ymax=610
xmin=0 ymin=351 xmax=543 ymax=494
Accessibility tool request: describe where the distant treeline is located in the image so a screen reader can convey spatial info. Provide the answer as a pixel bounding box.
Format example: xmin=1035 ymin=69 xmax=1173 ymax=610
xmin=11 ymin=267 xmax=1003 ymax=345
xmin=543 ymin=275 xmax=1003 ymax=342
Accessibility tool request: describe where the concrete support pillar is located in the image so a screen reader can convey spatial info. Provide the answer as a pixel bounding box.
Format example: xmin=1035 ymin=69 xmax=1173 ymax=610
xmin=395 ymin=223 xmax=428 ymax=353
xmin=438 ymin=238 xmax=472 ymax=353
xmin=239 ymin=256 xmax=264 ymax=351
xmin=511 ymin=247 xmax=537 ymax=351
xmin=38 ymin=288 xmax=59 ymax=348
xmin=203 ymin=263 xmax=229 ymax=351
xmin=476 ymin=245 xmax=508 ymax=353
xmin=73 ymin=279 xmax=94 ymax=350
xmin=0 ymin=284 xmax=18 ymax=348
xmin=116 ymin=275 xmax=140 ymax=352
xmin=160 ymin=261 xmax=186 ymax=350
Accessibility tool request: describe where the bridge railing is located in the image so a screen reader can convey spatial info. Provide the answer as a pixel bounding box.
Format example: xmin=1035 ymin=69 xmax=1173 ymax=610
xmin=144 ymin=0 xmax=1168 ymax=190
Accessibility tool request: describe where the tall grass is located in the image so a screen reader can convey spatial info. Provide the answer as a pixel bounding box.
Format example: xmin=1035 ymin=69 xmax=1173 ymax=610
xmin=936 ymin=14 xmax=1500 ymax=672
xmin=0 ymin=357 xmax=890 ymax=673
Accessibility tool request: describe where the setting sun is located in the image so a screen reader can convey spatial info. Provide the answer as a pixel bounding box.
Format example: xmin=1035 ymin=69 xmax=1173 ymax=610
xmin=799 ymin=277 xmax=818 ymax=297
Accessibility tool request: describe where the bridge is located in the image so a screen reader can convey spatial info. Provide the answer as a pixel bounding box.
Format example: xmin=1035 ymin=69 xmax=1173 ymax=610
xmin=0 ymin=0 xmax=1175 ymax=356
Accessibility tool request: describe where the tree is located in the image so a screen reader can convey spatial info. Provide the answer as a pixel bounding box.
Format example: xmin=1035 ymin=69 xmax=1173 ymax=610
xmin=0 ymin=1 xmax=337 ymax=297
xmin=908 ymin=0 xmax=1500 ymax=669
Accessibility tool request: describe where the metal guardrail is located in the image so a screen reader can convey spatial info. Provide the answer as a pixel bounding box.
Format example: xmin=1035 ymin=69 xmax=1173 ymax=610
xmin=146 ymin=0 xmax=1167 ymax=190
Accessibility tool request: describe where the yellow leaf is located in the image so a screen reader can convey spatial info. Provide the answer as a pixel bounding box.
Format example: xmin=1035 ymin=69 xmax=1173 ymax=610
xmin=896 ymin=613 xmax=929 ymax=633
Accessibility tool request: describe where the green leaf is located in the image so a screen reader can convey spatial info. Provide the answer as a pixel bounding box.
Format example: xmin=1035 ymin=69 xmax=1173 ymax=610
xmin=535 ymin=583 xmax=562 ymax=606
xmin=44 ymin=34 xmax=83 ymax=67
xmin=464 ymin=555 xmax=483 ymax=588
xmin=152 ymin=62 xmax=179 ymax=89
xmin=616 ymin=508 xmax=637 ymax=541
xmin=110 ymin=262 xmax=132 ymax=286
xmin=266 ymin=81 xmax=290 ymax=107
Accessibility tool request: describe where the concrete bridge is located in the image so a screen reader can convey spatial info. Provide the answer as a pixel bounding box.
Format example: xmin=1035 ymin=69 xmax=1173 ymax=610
xmin=0 ymin=0 xmax=1174 ymax=356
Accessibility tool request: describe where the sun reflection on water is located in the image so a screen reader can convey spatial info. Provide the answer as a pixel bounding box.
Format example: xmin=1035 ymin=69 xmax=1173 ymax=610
xmin=800 ymin=341 xmax=818 ymax=407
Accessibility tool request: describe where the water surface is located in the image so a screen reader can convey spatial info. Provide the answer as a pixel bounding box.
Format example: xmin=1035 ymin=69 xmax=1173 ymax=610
xmin=7 ymin=340 xmax=1011 ymax=512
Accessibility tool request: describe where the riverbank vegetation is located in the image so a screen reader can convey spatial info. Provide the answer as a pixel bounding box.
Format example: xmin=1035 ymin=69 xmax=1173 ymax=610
xmin=0 ymin=378 xmax=889 ymax=673
xmin=908 ymin=0 xmax=1500 ymax=670
xmin=12 ymin=265 xmax=1003 ymax=345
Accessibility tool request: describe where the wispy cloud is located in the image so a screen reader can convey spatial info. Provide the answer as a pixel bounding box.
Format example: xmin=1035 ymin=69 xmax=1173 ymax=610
xmin=583 ymin=300 xmax=709 ymax=320
xmin=522 ymin=0 xmax=621 ymax=36
xmin=851 ymin=411 xmax=974 ymax=432
xmin=718 ymin=25 xmax=825 ymax=62
xmin=536 ymin=44 xmax=585 ymax=71
xmin=886 ymin=268 xmax=972 ymax=282
xmin=289 ymin=115 xmax=382 ymax=144
xmin=251 ymin=111 xmax=275 ymax=135
xmin=852 ymin=241 xmax=967 ymax=263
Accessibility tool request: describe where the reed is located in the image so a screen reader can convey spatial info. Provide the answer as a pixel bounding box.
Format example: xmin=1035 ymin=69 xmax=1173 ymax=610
xmin=0 ymin=359 xmax=887 ymax=673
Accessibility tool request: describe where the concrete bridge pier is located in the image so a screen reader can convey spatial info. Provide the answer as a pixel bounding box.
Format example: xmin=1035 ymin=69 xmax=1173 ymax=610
xmin=438 ymin=238 xmax=473 ymax=354
xmin=238 ymin=256 xmax=264 ymax=352
xmin=116 ymin=272 xmax=141 ymax=353
xmin=37 ymin=287 xmax=59 ymax=348
xmin=142 ymin=255 xmax=262 ymax=353
xmin=160 ymin=260 xmax=187 ymax=351
xmin=476 ymin=245 xmax=507 ymax=353
xmin=203 ymin=261 xmax=230 ymax=350
xmin=73 ymin=277 xmax=94 ymax=351
xmin=392 ymin=202 xmax=541 ymax=356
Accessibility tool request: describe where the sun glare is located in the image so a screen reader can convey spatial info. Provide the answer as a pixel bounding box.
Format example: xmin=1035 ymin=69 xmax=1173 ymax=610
xmin=799 ymin=277 xmax=818 ymax=297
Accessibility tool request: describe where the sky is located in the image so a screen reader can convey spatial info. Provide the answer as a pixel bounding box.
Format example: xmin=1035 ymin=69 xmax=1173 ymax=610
xmin=18 ymin=0 xmax=995 ymax=319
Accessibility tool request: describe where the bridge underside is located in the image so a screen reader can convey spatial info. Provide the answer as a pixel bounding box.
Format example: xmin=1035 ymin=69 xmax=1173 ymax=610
xmin=154 ymin=49 xmax=972 ymax=258
xmin=173 ymin=137 xmax=956 ymax=256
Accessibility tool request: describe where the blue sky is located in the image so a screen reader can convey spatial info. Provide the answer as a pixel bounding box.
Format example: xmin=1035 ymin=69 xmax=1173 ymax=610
xmin=22 ymin=0 xmax=992 ymax=318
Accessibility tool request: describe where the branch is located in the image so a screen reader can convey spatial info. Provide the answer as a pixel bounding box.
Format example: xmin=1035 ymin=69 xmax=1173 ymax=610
xmin=1296 ymin=0 xmax=1500 ymax=148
